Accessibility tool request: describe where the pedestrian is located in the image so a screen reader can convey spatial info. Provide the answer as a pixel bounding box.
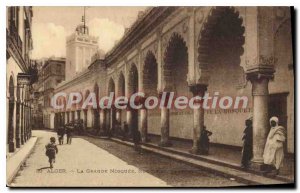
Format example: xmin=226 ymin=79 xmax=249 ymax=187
xmin=56 ymin=127 xmax=61 ymax=145
xmin=122 ymin=121 xmax=129 ymax=141
xmin=66 ymin=123 xmax=73 ymax=144
xmin=241 ymin=117 xmax=253 ymax=169
xmin=199 ymin=126 xmax=212 ymax=155
xmin=57 ymin=126 xmax=65 ymax=145
xmin=263 ymin=116 xmax=286 ymax=175
xmin=45 ymin=137 xmax=58 ymax=168
xmin=79 ymin=119 xmax=85 ymax=135
xmin=75 ymin=119 xmax=81 ymax=135
xmin=132 ymin=128 xmax=142 ymax=154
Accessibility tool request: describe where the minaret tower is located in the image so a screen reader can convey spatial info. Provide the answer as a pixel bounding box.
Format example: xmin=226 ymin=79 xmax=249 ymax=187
xmin=65 ymin=7 xmax=98 ymax=81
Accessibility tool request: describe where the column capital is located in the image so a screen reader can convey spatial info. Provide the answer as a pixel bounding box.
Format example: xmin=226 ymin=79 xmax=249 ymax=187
xmin=246 ymin=71 xmax=274 ymax=81
xmin=247 ymin=72 xmax=272 ymax=96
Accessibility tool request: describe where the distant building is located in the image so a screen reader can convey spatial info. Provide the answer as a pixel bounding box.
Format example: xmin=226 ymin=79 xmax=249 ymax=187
xmin=6 ymin=6 xmax=34 ymax=153
xmin=65 ymin=24 xmax=98 ymax=81
xmin=32 ymin=57 xmax=66 ymax=129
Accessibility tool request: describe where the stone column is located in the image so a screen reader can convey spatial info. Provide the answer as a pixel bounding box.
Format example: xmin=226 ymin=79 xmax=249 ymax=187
xmin=23 ymin=104 xmax=26 ymax=141
xmin=67 ymin=112 xmax=70 ymax=123
xmin=94 ymin=109 xmax=100 ymax=130
xmin=159 ymin=106 xmax=171 ymax=146
xmin=116 ymin=109 xmax=121 ymax=125
xmin=109 ymin=107 xmax=116 ymax=132
xmin=83 ymin=110 xmax=88 ymax=129
xmin=72 ymin=111 xmax=75 ymax=122
xmin=20 ymin=103 xmax=24 ymax=145
xmin=28 ymin=105 xmax=30 ymax=138
xmin=8 ymin=98 xmax=15 ymax=152
xmin=64 ymin=112 xmax=67 ymax=124
xmin=77 ymin=110 xmax=81 ymax=121
xmin=24 ymin=103 xmax=27 ymax=142
xmin=27 ymin=105 xmax=30 ymax=139
xmin=140 ymin=108 xmax=148 ymax=143
xmin=248 ymin=74 xmax=271 ymax=168
xmin=29 ymin=104 xmax=32 ymax=138
xmin=159 ymin=93 xmax=171 ymax=147
xmin=126 ymin=109 xmax=132 ymax=135
xmin=15 ymin=100 xmax=21 ymax=148
xmin=99 ymin=109 xmax=106 ymax=134
xmin=189 ymin=84 xmax=207 ymax=154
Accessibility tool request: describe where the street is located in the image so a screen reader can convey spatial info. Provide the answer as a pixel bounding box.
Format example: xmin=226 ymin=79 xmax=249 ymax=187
xmin=11 ymin=130 xmax=243 ymax=187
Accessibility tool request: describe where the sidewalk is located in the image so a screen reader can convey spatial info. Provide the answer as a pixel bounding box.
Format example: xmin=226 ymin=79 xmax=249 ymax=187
xmin=7 ymin=137 xmax=38 ymax=185
xmin=105 ymin=134 xmax=294 ymax=185
xmin=10 ymin=130 xmax=169 ymax=187
xmin=146 ymin=135 xmax=294 ymax=182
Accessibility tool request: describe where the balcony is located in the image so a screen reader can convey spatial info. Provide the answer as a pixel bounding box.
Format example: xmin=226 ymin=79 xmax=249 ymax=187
xmin=7 ymin=23 xmax=23 ymax=53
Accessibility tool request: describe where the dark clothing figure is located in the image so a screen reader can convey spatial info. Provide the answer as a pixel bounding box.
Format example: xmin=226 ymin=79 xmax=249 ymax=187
xmin=199 ymin=126 xmax=212 ymax=155
xmin=74 ymin=120 xmax=84 ymax=135
xmin=66 ymin=125 xmax=73 ymax=144
xmin=45 ymin=137 xmax=58 ymax=168
xmin=57 ymin=127 xmax=65 ymax=145
xmin=241 ymin=118 xmax=253 ymax=168
xmin=122 ymin=122 xmax=129 ymax=141
xmin=132 ymin=129 xmax=142 ymax=154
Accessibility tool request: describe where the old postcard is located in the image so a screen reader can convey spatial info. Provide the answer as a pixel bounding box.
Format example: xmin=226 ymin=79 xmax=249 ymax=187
xmin=6 ymin=6 xmax=295 ymax=187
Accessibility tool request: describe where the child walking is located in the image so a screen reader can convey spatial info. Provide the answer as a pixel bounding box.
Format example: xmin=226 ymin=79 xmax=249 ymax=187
xmin=45 ymin=137 xmax=58 ymax=168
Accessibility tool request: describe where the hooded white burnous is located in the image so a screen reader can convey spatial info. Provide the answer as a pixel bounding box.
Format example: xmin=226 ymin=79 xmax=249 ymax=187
xmin=263 ymin=117 xmax=286 ymax=170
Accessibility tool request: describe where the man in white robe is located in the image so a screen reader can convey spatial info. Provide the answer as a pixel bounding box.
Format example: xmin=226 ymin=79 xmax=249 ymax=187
xmin=263 ymin=116 xmax=286 ymax=174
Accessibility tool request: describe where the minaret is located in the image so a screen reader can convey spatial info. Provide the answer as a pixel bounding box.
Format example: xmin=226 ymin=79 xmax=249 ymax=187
xmin=65 ymin=7 xmax=99 ymax=81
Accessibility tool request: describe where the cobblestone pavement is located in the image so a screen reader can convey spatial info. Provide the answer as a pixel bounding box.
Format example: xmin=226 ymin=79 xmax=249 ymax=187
xmin=11 ymin=130 xmax=243 ymax=187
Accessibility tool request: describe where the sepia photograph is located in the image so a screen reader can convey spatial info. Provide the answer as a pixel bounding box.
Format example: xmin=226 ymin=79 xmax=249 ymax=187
xmin=5 ymin=4 xmax=295 ymax=188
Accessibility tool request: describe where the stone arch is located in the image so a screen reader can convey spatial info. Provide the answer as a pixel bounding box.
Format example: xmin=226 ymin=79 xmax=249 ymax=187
xmin=84 ymin=90 xmax=91 ymax=101
xmin=75 ymin=91 xmax=83 ymax=115
xmin=198 ymin=7 xmax=245 ymax=70
xmin=163 ymin=32 xmax=189 ymax=95
xmin=8 ymin=75 xmax=15 ymax=152
xmin=83 ymin=89 xmax=91 ymax=128
xmin=107 ymin=77 xmax=116 ymax=131
xmin=94 ymin=83 xmax=100 ymax=98
xmin=108 ymin=77 xmax=116 ymax=94
xmin=127 ymin=63 xmax=139 ymax=96
xmin=117 ymin=72 xmax=125 ymax=97
xmin=197 ymin=6 xmax=247 ymax=147
xmin=114 ymin=72 xmax=126 ymax=127
xmin=127 ymin=63 xmax=139 ymax=134
xmin=93 ymin=83 xmax=100 ymax=130
xmin=15 ymin=76 xmax=21 ymax=148
xmin=143 ymin=51 xmax=158 ymax=96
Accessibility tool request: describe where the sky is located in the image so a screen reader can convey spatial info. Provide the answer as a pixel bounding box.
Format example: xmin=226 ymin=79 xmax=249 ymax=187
xmin=31 ymin=6 xmax=147 ymax=59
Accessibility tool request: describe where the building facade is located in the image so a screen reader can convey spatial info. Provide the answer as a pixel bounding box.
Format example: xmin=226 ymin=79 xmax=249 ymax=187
xmin=6 ymin=6 xmax=34 ymax=153
xmin=53 ymin=7 xmax=294 ymax=168
xmin=32 ymin=57 xmax=66 ymax=129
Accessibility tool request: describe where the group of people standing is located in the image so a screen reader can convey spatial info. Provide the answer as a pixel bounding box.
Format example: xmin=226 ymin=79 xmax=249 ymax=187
xmin=241 ymin=116 xmax=286 ymax=175
xmin=57 ymin=123 xmax=73 ymax=145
